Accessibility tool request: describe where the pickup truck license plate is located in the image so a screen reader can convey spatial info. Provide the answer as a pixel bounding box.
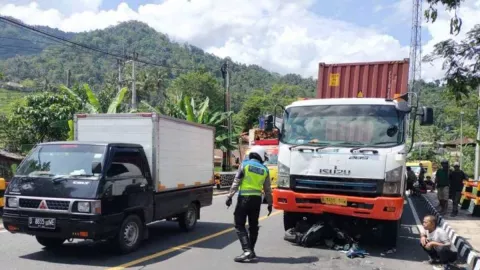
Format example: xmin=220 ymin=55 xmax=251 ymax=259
xmin=28 ymin=217 xmax=56 ymax=230
xmin=321 ymin=197 xmax=347 ymax=206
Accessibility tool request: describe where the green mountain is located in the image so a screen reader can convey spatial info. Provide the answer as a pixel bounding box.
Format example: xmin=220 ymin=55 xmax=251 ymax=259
xmin=0 ymin=19 xmax=317 ymax=112
xmin=0 ymin=17 xmax=75 ymax=59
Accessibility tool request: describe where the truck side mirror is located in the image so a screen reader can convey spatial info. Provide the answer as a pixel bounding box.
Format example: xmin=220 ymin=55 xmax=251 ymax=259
xmin=92 ymin=162 xmax=102 ymax=174
xmin=419 ymin=106 xmax=434 ymax=126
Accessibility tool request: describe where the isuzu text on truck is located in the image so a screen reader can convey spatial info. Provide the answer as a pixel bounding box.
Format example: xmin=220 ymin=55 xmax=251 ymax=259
xmin=269 ymin=59 xmax=433 ymax=247
xmin=2 ymin=113 xmax=214 ymax=253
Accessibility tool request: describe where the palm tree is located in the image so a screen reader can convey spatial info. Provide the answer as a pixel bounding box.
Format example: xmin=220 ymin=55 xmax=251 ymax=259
xmin=141 ymin=94 xmax=240 ymax=151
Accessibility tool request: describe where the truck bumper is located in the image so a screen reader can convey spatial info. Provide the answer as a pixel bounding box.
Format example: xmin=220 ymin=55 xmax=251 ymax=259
xmin=2 ymin=210 xmax=120 ymax=240
xmin=273 ymin=189 xmax=403 ymax=221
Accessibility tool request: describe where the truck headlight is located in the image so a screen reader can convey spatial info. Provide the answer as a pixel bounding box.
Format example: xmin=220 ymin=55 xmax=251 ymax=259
xmin=277 ymin=162 xmax=290 ymax=188
xmin=7 ymin=197 xmax=19 ymax=208
xmin=77 ymin=202 xmax=90 ymax=213
xmin=383 ymin=182 xmax=401 ymax=195
xmin=74 ymin=201 xmax=101 ymax=214
xmin=383 ymin=166 xmax=403 ymax=195
xmin=385 ymin=166 xmax=403 ymax=182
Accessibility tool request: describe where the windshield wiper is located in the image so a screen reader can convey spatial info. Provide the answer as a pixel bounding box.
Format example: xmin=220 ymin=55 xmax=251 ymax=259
xmin=289 ymin=142 xmax=330 ymax=151
xmin=371 ymin=142 xmax=397 ymax=146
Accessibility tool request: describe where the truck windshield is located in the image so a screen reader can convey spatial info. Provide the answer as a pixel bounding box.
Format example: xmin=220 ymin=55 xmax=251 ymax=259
xmin=281 ymin=104 xmax=405 ymax=147
xmin=16 ymin=144 xmax=106 ymax=179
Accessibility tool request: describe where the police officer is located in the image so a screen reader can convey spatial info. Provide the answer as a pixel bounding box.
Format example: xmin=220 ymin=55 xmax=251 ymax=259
xmin=226 ymin=145 xmax=273 ymax=262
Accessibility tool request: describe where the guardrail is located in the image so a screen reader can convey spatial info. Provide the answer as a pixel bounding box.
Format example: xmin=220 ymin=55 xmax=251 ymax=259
xmin=214 ymin=172 xmax=236 ymax=189
xmin=460 ymin=180 xmax=480 ymax=216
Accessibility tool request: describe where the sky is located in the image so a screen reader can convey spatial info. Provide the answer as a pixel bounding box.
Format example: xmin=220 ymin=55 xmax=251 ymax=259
xmin=0 ymin=0 xmax=480 ymax=81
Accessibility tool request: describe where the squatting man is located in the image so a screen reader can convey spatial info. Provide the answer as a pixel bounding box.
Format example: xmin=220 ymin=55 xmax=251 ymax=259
xmin=225 ymin=145 xmax=273 ymax=262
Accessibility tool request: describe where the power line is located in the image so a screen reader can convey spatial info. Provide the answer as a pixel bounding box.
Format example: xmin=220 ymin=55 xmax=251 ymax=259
xmin=0 ymin=16 xmax=195 ymax=71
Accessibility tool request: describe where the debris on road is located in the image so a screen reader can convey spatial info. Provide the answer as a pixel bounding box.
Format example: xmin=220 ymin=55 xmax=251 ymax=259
xmin=284 ymin=219 xmax=369 ymax=259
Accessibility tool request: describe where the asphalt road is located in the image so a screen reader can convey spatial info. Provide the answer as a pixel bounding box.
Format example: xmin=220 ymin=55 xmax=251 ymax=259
xmin=0 ymin=194 xmax=436 ymax=270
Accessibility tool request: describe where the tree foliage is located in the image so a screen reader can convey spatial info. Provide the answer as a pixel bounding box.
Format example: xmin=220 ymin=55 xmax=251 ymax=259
xmin=235 ymin=83 xmax=315 ymax=131
xmin=424 ymin=0 xmax=464 ymax=35
xmin=1 ymin=92 xmax=82 ymax=152
xmin=166 ymin=71 xmax=224 ymax=111
xmin=141 ymin=93 xmax=239 ymax=151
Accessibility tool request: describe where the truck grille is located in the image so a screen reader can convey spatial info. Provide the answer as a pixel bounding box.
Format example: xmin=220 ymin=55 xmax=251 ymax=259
xmin=292 ymin=175 xmax=382 ymax=196
xmin=19 ymin=198 xmax=41 ymax=208
xmin=46 ymin=200 xmax=70 ymax=210
xmin=18 ymin=198 xmax=70 ymax=210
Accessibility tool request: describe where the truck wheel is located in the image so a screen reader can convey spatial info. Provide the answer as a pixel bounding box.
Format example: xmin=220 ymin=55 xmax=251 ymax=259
xmin=179 ymin=203 xmax=198 ymax=232
xmin=382 ymin=219 xmax=400 ymax=247
xmin=36 ymin=236 xmax=65 ymax=248
xmin=283 ymin=212 xmax=301 ymax=231
xmin=116 ymin=214 xmax=144 ymax=254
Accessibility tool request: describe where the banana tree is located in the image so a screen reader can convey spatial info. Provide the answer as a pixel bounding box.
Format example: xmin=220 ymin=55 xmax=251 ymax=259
xmin=140 ymin=94 xmax=240 ymax=151
xmin=53 ymin=84 xmax=129 ymax=140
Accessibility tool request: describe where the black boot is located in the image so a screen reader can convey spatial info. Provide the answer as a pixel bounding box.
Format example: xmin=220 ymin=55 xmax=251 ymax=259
xmin=249 ymin=228 xmax=258 ymax=259
xmin=234 ymin=232 xmax=253 ymax=262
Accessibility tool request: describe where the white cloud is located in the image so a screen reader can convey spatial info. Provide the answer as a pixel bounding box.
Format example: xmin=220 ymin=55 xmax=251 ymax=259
xmin=0 ymin=0 xmax=479 ymax=81
xmin=0 ymin=0 xmax=102 ymax=15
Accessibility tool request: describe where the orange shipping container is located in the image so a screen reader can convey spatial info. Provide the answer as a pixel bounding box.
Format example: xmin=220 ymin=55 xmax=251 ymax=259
xmin=317 ymin=59 xmax=410 ymax=99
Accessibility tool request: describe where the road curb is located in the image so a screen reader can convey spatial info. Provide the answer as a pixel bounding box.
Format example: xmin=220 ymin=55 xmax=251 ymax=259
xmin=420 ymin=194 xmax=479 ymax=270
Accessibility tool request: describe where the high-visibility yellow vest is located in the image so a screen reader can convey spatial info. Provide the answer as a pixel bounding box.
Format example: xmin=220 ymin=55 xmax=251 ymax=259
xmin=239 ymin=160 xmax=269 ymax=196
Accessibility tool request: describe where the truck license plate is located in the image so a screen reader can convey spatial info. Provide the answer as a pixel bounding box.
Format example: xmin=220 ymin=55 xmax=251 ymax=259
xmin=321 ymin=197 xmax=347 ymax=206
xmin=28 ymin=217 xmax=56 ymax=230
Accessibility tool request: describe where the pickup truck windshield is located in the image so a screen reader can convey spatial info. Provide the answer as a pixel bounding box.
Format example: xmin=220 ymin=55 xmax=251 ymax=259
xmin=16 ymin=144 xmax=106 ymax=179
xmin=281 ymin=104 xmax=404 ymax=147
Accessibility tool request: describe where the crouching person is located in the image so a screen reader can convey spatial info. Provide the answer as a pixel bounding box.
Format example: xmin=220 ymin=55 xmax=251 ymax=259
xmin=420 ymin=215 xmax=457 ymax=267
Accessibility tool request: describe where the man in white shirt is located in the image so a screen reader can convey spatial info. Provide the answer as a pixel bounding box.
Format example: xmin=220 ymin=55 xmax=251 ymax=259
xmin=420 ymin=215 xmax=457 ymax=266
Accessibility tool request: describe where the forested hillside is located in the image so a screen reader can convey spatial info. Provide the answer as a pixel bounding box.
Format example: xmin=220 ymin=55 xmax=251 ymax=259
xmin=0 ymin=19 xmax=316 ymax=113
xmin=0 ymin=17 xmax=75 ymax=59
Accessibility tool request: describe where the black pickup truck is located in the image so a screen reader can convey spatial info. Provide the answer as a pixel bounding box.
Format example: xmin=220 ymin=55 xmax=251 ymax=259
xmin=2 ymin=141 xmax=213 ymax=253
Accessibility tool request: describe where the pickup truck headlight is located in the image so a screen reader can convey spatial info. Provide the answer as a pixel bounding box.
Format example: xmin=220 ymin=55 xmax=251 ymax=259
xmin=383 ymin=166 xmax=403 ymax=195
xmin=277 ymin=162 xmax=290 ymax=188
xmin=74 ymin=201 xmax=101 ymax=214
xmin=7 ymin=197 xmax=19 ymax=208
xmin=77 ymin=202 xmax=90 ymax=213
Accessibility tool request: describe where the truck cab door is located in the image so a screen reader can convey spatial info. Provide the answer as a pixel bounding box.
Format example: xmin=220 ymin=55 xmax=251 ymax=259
xmin=103 ymin=146 xmax=154 ymax=223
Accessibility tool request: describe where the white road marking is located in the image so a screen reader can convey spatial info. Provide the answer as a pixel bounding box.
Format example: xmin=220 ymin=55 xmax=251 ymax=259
xmin=407 ymin=196 xmax=425 ymax=235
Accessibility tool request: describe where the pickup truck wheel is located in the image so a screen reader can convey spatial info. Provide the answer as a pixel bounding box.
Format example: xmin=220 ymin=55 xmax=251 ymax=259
xmin=179 ymin=203 xmax=198 ymax=232
xmin=36 ymin=236 xmax=65 ymax=248
xmin=283 ymin=212 xmax=301 ymax=231
xmin=116 ymin=215 xmax=144 ymax=254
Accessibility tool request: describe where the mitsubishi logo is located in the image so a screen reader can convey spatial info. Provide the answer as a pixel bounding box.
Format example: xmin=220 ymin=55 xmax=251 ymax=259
xmin=38 ymin=200 xmax=48 ymax=210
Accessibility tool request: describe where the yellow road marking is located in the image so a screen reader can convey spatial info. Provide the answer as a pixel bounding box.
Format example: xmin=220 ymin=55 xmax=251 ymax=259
xmin=107 ymin=211 xmax=281 ymax=270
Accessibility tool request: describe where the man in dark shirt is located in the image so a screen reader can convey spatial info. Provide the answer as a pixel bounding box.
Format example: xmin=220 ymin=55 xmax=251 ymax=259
xmin=449 ymin=162 xmax=468 ymax=217
xmin=435 ymin=160 xmax=450 ymax=215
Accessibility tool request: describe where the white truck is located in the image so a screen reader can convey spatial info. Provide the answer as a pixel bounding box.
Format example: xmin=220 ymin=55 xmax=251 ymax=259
xmin=269 ymin=97 xmax=433 ymax=247
xmin=3 ymin=113 xmax=214 ymax=253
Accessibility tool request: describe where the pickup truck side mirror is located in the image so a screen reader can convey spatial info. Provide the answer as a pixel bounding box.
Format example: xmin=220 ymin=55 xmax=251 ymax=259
xmin=92 ymin=162 xmax=102 ymax=174
xmin=419 ymin=106 xmax=434 ymax=126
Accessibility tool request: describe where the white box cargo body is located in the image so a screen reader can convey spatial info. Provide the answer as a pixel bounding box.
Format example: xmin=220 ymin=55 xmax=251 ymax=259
xmin=74 ymin=113 xmax=215 ymax=192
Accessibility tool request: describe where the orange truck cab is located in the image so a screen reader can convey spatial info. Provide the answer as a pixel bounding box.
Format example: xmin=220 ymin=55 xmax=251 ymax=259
xmin=268 ymin=59 xmax=434 ymax=247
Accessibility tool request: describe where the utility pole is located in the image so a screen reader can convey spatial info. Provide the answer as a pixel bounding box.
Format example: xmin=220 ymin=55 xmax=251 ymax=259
xmin=117 ymin=59 xmax=123 ymax=92
xmin=460 ymin=111 xmax=464 ymax=170
xmin=221 ymin=58 xmax=231 ymax=172
xmin=131 ymin=52 xmax=138 ymax=111
xmin=66 ymin=69 xmax=71 ymax=88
